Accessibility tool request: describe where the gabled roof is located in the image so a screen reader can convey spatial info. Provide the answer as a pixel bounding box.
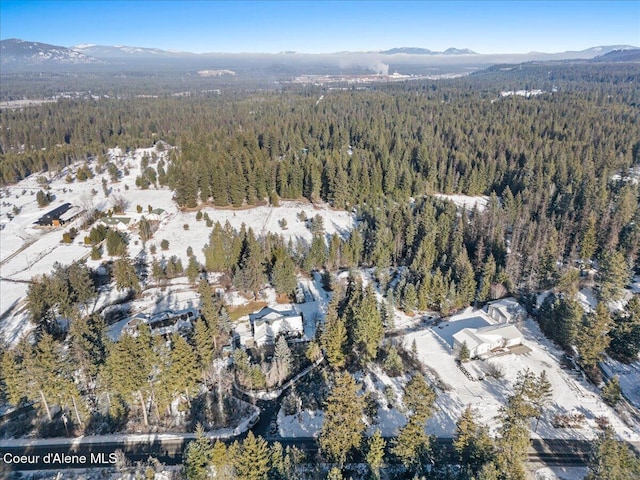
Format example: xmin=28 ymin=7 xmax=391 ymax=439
xmin=452 ymin=329 xmax=485 ymax=350
xmin=476 ymin=323 xmax=522 ymax=340
xmin=249 ymin=306 xmax=299 ymax=323
xmin=453 ymin=323 xmax=523 ymax=350
xmin=489 ymin=298 xmax=521 ymax=309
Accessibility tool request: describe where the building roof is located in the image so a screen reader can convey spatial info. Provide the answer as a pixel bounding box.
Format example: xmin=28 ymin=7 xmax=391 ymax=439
xmin=453 ymin=323 xmax=523 ymax=350
xmin=489 ymin=298 xmax=521 ymax=309
xmin=58 ymin=206 xmax=82 ymax=222
xmin=476 ymin=323 xmax=522 ymax=340
xmin=452 ymin=329 xmax=486 ymax=351
xmin=34 ymin=202 xmax=72 ymax=225
xmin=249 ymin=305 xmax=299 ymax=323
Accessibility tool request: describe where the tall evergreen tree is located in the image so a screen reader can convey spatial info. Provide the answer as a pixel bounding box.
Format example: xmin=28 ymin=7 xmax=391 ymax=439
xmin=454 ymin=406 xmax=495 ymax=476
xmin=352 ymin=284 xmax=384 ymax=363
xmin=365 ymin=429 xmax=386 ymax=480
xmin=235 ymin=432 xmax=270 ymax=480
xmin=271 ymin=246 xmax=297 ymax=297
xmin=576 ymin=303 xmax=611 ymax=369
xmin=184 ymin=424 xmax=213 ymax=479
xmin=319 ymin=372 xmax=366 ymax=466
xmin=586 ymin=427 xmax=640 ymax=480
xmin=597 ymin=249 xmax=630 ymax=302
xmin=321 ymin=299 xmax=347 ymax=370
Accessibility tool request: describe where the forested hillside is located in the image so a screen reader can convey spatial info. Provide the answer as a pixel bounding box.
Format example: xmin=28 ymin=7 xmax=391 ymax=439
xmin=2 ymin=63 xmax=639 ymax=297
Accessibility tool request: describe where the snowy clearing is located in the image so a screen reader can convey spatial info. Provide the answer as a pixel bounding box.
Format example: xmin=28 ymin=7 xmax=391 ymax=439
xmin=402 ymin=312 xmax=640 ymax=441
xmin=432 ymin=193 xmax=490 ymax=212
xmin=0 ymin=144 xmax=354 ymax=345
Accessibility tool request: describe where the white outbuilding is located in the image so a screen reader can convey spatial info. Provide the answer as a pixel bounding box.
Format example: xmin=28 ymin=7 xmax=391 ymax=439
xmin=487 ymin=298 xmax=526 ymax=323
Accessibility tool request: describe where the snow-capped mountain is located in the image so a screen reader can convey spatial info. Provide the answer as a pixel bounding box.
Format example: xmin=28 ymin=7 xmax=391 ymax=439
xmin=443 ymin=48 xmax=477 ymax=55
xmin=71 ymin=44 xmax=188 ymax=59
xmin=0 ymin=38 xmax=102 ymax=65
xmin=379 ymin=47 xmax=478 ymax=55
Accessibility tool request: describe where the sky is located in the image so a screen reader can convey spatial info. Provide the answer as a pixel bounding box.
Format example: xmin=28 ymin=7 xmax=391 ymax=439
xmin=1 ymin=1 xmax=638 ymax=54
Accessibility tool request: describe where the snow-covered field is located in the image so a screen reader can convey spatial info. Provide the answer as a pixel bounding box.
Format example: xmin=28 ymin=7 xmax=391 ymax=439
xmin=403 ymin=312 xmax=640 ymax=441
xmin=0 ymin=144 xmax=354 ymax=345
xmin=432 ymin=193 xmax=490 ymax=212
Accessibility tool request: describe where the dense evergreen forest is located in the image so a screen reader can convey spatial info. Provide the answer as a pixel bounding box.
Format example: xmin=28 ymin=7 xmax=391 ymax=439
xmin=2 ymin=63 xmax=639 ymax=295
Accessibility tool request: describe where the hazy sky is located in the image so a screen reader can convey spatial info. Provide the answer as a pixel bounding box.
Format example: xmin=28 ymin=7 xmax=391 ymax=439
xmin=1 ymin=1 xmax=638 ymax=54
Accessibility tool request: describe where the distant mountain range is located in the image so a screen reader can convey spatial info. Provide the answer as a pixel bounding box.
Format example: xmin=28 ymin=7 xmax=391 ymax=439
xmin=1 ymin=38 xmax=638 ymax=72
xmin=71 ymin=43 xmax=192 ymax=59
xmin=379 ymin=47 xmax=477 ymax=55
xmin=0 ymin=38 xmax=103 ymax=65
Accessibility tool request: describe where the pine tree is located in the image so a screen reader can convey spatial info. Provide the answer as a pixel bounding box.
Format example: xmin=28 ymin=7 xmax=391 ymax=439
xmin=186 ymin=255 xmax=200 ymax=284
xmin=366 ymin=429 xmax=386 ymax=480
xmin=139 ymin=216 xmax=153 ymax=243
xmin=576 ymin=303 xmax=611 ymax=369
xmin=580 ymin=214 xmax=598 ymax=261
xmin=112 ymin=257 xmax=140 ymax=294
xmin=234 ymin=228 xmax=265 ymax=297
xmin=476 ymin=253 xmax=496 ymax=303
xmin=68 ymin=313 xmax=107 ymax=391
xmin=353 ymin=284 xmax=384 ymax=363
xmin=271 ymin=247 xmax=297 ymax=297
xmin=210 ymin=440 xmax=232 ymax=479
xmin=403 ymin=374 xmax=436 ymax=422
xmin=304 ymin=234 xmax=327 ymax=271
xmin=319 ymin=372 xmax=366 ymax=466
xmin=383 ymin=345 xmax=403 ymax=376
xmin=184 ymin=424 xmax=213 ymax=479
xmin=602 ymin=376 xmax=622 ymax=406
xmin=391 ymin=415 xmax=430 ymax=470
xmin=537 ymin=294 xmax=582 ymax=349
xmin=586 ymin=427 xmax=640 ymax=480
xmin=203 ymin=222 xmax=233 ymax=273
xmin=321 ymin=299 xmax=347 ymax=370
xmin=235 ymin=432 xmax=270 ymax=480
xmin=492 ymin=371 xmax=541 ymax=480
xmin=273 ymin=336 xmax=292 ymax=386
xmin=66 ymin=261 xmax=96 ymax=307
xmin=162 ymin=334 xmax=200 ymax=404
xmin=458 ymin=341 xmax=470 ymax=362
xmin=597 ymin=249 xmax=630 ymax=302
xmin=392 ymin=373 xmax=436 ymax=472
xmin=101 ymin=332 xmax=151 ymax=419
xmin=24 ymin=333 xmax=82 ymax=423
xmin=327 ymin=467 xmax=344 ymax=480
xmin=0 ymin=347 xmax=28 ymax=407
xmin=454 ymin=249 xmax=477 ymax=307
xmin=105 ymin=229 xmax=127 ymax=256
xmin=608 ymin=296 xmax=640 ymax=361
xmin=454 ymin=405 xmax=495 ymax=475
xmin=402 ymin=282 xmax=418 ymax=314
xmin=193 ymin=318 xmax=215 ymax=370
xmin=198 ymin=280 xmax=223 ymax=352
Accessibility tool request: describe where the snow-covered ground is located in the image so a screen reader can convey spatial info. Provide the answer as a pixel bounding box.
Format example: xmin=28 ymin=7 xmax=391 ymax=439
xmin=432 ymin=193 xmax=490 ymax=212
xmin=278 ymin=408 xmax=324 ymax=438
xmin=600 ymin=357 xmax=640 ymax=410
xmin=531 ymin=466 xmax=588 ymax=480
xmin=402 ymin=313 xmax=640 ymax=441
xmin=0 ymin=144 xmax=354 ymax=345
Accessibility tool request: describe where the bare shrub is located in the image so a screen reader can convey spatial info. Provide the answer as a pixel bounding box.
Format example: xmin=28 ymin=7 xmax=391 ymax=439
xmin=485 ymin=362 xmax=504 ymax=379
